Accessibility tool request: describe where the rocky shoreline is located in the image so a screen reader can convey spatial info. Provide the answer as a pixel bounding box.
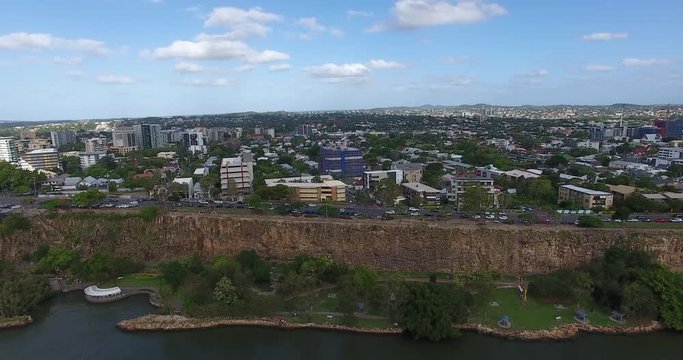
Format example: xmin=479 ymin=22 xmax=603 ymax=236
xmin=117 ymin=314 xmax=664 ymax=340
xmin=117 ymin=315 xmax=402 ymax=335
xmin=0 ymin=316 xmax=33 ymax=330
xmin=457 ymin=321 xmax=664 ymax=341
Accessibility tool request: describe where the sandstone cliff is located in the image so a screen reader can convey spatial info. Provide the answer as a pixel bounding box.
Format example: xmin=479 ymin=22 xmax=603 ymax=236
xmin=1 ymin=212 xmax=682 ymax=274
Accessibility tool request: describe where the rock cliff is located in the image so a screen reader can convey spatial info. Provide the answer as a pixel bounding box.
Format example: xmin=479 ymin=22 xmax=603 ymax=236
xmin=2 ymin=212 xmax=682 ymax=274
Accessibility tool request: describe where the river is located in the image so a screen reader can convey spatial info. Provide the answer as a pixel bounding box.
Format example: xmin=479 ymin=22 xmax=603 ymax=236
xmin=0 ymin=292 xmax=681 ymax=360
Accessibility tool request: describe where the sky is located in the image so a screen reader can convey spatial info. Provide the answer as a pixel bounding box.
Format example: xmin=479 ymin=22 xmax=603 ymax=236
xmin=0 ymin=0 xmax=682 ymax=121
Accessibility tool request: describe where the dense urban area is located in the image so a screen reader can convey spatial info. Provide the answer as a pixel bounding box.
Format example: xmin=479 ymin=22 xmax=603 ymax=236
xmin=2 ymin=104 xmax=683 ymax=341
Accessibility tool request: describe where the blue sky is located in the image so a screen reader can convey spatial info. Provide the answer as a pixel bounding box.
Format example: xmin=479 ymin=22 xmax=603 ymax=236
xmin=0 ymin=0 xmax=681 ymax=121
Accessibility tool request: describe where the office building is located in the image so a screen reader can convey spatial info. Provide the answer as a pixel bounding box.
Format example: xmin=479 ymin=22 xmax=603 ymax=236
xmin=265 ymin=175 xmax=346 ymax=202
xmin=265 ymin=128 xmax=275 ymax=138
xmin=84 ymin=138 xmax=107 ymax=153
xmin=220 ymin=152 xmax=254 ymax=195
xmin=50 ymin=130 xmax=76 ymax=149
xmin=0 ymin=137 xmax=19 ymax=163
xmin=655 ymin=119 xmax=683 ymax=139
xmin=362 ymin=170 xmax=404 ymax=189
xmin=20 ymin=148 xmax=60 ymax=170
xmin=79 ymin=151 xmax=108 ymax=169
xmin=558 ymin=185 xmax=614 ymax=209
xmin=296 ymin=124 xmax=314 ymax=138
xmin=320 ymin=147 xmax=365 ymax=178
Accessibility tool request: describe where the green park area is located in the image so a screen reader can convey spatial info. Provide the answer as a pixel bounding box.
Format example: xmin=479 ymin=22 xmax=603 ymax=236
xmin=472 ymin=288 xmax=624 ymax=330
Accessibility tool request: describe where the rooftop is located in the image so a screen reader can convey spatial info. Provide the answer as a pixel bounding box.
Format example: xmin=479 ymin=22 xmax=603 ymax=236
xmin=402 ymin=182 xmax=440 ymax=193
xmin=560 ymin=184 xmax=611 ymax=196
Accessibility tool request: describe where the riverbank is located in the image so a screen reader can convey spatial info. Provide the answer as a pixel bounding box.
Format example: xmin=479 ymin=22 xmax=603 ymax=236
xmin=457 ymin=321 xmax=664 ymax=341
xmin=117 ymin=315 xmax=402 ymax=335
xmin=0 ymin=316 xmax=32 ymax=329
xmin=117 ymin=314 xmax=665 ymax=341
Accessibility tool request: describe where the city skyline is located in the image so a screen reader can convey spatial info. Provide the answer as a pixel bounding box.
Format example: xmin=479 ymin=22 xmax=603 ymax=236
xmin=1 ymin=0 xmax=682 ymax=121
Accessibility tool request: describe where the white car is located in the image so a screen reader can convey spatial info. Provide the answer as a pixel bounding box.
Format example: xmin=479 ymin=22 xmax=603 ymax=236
xmin=498 ymin=216 xmax=508 ymax=220
xmin=408 ymin=207 xmax=419 ymax=212
xmin=627 ymin=218 xmax=639 ymax=222
xmin=473 ymin=215 xmax=482 ymax=220
xmin=486 ymin=215 xmax=495 ymax=219
xmin=385 ymin=210 xmax=396 ymax=215
xmin=672 ymin=218 xmax=683 ymax=223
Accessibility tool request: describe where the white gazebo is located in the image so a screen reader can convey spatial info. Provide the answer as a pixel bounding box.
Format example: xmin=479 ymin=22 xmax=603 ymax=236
xmin=84 ymin=285 xmax=122 ymax=298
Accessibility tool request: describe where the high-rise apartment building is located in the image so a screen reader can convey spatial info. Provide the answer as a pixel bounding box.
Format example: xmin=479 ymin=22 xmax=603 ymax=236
xmin=84 ymin=138 xmax=107 ymax=153
xmin=220 ymin=152 xmax=254 ymax=195
xmin=0 ymin=137 xmax=19 ymax=163
xmin=50 ymin=130 xmax=76 ymax=148
xmin=133 ymin=124 xmax=162 ymax=150
xmin=182 ymin=132 xmax=207 ymax=155
xmin=20 ymin=148 xmax=59 ymax=170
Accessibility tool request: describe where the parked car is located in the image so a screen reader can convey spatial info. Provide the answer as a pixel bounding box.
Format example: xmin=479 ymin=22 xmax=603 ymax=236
xmin=655 ymin=218 xmax=672 ymax=223
xmin=385 ymin=210 xmax=396 ymax=215
xmin=408 ymin=207 xmax=419 ymax=212
xmin=671 ymin=218 xmax=683 ymax=223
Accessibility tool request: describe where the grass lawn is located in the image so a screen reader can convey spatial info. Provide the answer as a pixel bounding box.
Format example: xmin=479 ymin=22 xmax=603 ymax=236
xmin=471 ymin=288 xmax=625 ymax=330
xmin=102 ymin=273 xmax=164 ymax=288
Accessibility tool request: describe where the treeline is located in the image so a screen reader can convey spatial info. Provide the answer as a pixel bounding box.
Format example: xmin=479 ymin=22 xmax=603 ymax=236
xmin=529 ymin=247 xmax=683 ymax=330
xmin=0 ymin=274 xmax=51 ymax=317
xmin=158 ymin=250 xmax=499 ymax=342
xmin=27 ymin=245 xmax=143 ymax=282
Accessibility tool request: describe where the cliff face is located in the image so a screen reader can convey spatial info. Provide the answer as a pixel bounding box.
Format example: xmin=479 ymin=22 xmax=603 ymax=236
xmin=2 ymin=213 xmax=682 ymax=274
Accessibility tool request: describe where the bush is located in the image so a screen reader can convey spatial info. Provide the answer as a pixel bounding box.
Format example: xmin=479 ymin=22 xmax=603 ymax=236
xmin=0 ymin=213 xmax=31 ymax=236
xmin=139 ymin=206 xmax=159 ymax=222
xmin=577 ymin=215 xmax=603 ymax=228
xmin=0 ymin=274 xmax=51 ymax=317
xmin=35 ymin=248 xmax=77 ymax=273
xmin=74 ymin=253 xmax=144 ymax=281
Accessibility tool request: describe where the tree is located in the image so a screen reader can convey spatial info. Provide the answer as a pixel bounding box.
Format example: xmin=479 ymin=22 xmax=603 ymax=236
xmin=621 ymin=282 xmax=658 ymax=318
xmin=374 ymin=178 xmax=401 ymax=206
xmin=421 ymin=163 xmax=444 ymax=189
xmin=0 ymin=274 xmax=51 ymax=317
xmin=213 ymin=276 xmax=238 ymax=305
xmin=577 ymin=215 xmax=603 ymax=228
xmin=612 ymin=206 xmax=632 ymax=221
xmin=636 ymin=176 xmax=656 ymax=190
xmin=461 ymin=183 xmax=488 ymax=212
xmin=236 ymin=249 xmax=270 ymax=283
xmin=160 ymin=261 xmax=187 ymax=291
xmin=400 ymin=283 xmax=468 ymax=341
xmin=72 ymin=189 xmax=106 ymax=206
xmin=545 ymin=154 xmax=568 ymax=167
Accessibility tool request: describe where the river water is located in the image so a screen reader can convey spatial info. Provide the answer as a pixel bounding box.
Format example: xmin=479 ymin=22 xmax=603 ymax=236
xmin=0 ymin=292 xmax=681 ymax=360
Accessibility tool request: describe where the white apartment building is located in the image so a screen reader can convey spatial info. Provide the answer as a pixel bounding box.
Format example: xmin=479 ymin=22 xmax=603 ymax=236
xmin=0 ymin=137 xmax=19 ymax=163
xmin=658 ymin=147 xmax=683 ymax=160
xmin=445 ymin=175 xmax=500 ymax=210
xmin=362 ymin=170 xmax=404 ymax=189
xmin=220 ymin=152 xmax=254 ymax=195
xmin=79 ymin=151 xmax=108 ymax=169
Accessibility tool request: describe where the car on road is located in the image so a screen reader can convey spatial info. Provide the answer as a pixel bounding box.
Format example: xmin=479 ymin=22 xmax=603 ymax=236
xmin=473 ymin=215 xmax=482 ymax=220
xmin=408 ymin=207 xmax=419 ymax=212
xmin=627 ymin=218 xmax=639 ymax=222
xmin=385 ymin=210 xmax=396 ymax=215
xmin=655 ymin=218 xmax=672 ymax=223
xmin=498 ymin=215 xmax=508 ymax=220
xmin=672 ymin=218 xmax=683 ymax=223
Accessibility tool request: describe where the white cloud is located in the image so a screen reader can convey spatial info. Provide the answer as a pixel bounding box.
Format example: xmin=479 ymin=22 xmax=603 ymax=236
xmin=514 ymin=69 xmax=549 ymax=84
xmin=269 ymin=63 xmax=292 ymax=72
xmin=395 ymin=76 xmax=474 ymax=91
xmin=295 ymin=17 xmax=344 ymax=38
xmin=347 ymin=10 xmax=374 ymax=18
xmin=622 ymin=58 xmax=671 ymax=66
xmin=244 ymin=50 xmax=290 ymax=64
xmin=65 ymin=70 xmax=85 ymax=79
xmin=366 ymin=59 xmax=405 ymax=69
xmin=234 ymin=64 xmax=255 ymax=72
xmin=305 ymin=63 xmax=372 ymax=82
xmin=150 ymin=34 xmax=289 ymax=65
xmin=203 ymin=7 xmax=280 ymax=38
xmin=583 ymin=64 xmax=615 ymax=72
xmin=441 ymin=55 xmax=467 ymax=64
xmin=151 ymin=38 xmax=251 ymax=60
xmin=582 ymin=32 xmax=628 ymax=41
xmin=149 ymin=0 xmax=163 ymax=3
xmin=296 ymin=17 xmax=327 ymax=32
xmin=96 ymin=75 xmax=136 ymax=84
xmin=372 ymin=0 xmax=506 ymax=31
xmin=53 ymin=56 xmax=83 ymax=65
xmin=0 ymin=32 xmax=109 ymax=55
xmin=174 ymin=61 xmax=204 ymax=73
xmin=179 ymin=78 xmax=233 ymax=87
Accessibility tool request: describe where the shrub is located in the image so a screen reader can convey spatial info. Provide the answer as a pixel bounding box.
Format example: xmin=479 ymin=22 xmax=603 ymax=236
xmin=577 ymin=215 xmax=603 ymax=228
